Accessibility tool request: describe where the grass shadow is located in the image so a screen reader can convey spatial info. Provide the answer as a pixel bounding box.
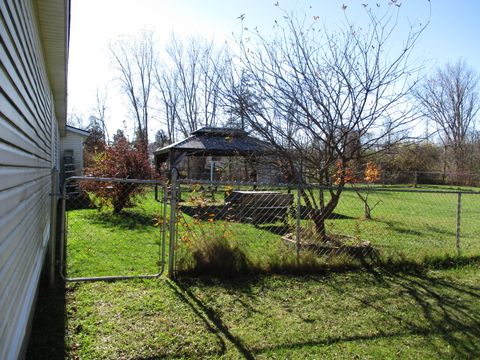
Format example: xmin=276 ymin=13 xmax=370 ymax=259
xmin=72 ymin=209 xmax=159 ymax=231
xmin=170 ymin=279 xmax=255 ymax=360
xmin=376 ymin=219 xmax=424 ymax=236
xmin=425 ymin=223 xmax=456 ymax=237
xmin=346 ymin=267 xmax=480 ymax=358
xmin=375 ymin=218 xmax=455 ymax=238
xmin=179 ymin=204 xmax=234 ymax=221
xmin=301 ymin=207 xmax=355 ymax=220
xmin=178 ymin=262 xmax=480 ymax=358
xmin=255 ymin=223 xmax=291 ymax=235
xmin=165 ymin=280 xmax=228 ymax=357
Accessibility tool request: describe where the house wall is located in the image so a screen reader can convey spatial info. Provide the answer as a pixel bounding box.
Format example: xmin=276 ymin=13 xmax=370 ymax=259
xmin=60 ymin=130 xmax=87 ymax=176
xmin=0 ymin=1 xmax=61 ymax=358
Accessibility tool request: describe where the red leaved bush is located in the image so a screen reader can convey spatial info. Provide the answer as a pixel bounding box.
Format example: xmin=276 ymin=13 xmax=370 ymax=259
xmin=82 ymin=136 xmax=154 ymax=213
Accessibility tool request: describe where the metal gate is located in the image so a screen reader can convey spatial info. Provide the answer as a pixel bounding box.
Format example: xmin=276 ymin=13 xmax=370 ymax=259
xmin=59 ymin=177 xmax=170 ymax=282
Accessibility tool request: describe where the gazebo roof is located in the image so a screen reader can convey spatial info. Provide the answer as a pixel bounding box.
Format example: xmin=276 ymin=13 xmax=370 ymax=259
xmin=154 ymin=127 xmax=271 ymax=164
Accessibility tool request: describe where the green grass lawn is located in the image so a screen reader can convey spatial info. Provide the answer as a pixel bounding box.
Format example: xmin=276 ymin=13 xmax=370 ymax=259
xmin=65 ymin=188 xmax=167 ymax=278
xmin=27 ymin=184 xmax=480 ymax=359
xmin=28 ymin=262 xmax=480 ymax=359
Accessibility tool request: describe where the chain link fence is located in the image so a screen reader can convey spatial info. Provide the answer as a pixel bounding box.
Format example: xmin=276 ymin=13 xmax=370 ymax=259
xmin=174 ymin=178 xmax=480 ymax=274
xmin=59 ymin=175 xmax=480 ymax=279
xmin=378 ymin=171 xmax=480 ymax=187
xmin=60 ymin=177 xmax=168 ymax=281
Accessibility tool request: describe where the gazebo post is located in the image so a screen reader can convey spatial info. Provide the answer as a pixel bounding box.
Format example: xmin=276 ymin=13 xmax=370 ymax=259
xmin=251 ymin=155 xmax=258 ymax=189
xmin=168 ymin=150 xmax=175 ymax=177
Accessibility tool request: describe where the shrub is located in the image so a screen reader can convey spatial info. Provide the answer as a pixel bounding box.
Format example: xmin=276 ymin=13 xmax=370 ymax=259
xmin=83 ymin=123 xmax=107 ymax=168
xmin=82 ymin=136 xmax=154 ymax=213
xmin=176 ymin=206 xmax=253 ymax=275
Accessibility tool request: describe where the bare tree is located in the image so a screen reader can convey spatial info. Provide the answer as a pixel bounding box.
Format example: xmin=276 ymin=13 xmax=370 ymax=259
xmin=221 ymin=68 xmax=261 ymax=130
xmin=67 ymin=111 xmax=87 ymax=129
xmin=110 ymin=31 xmax=155 ymax=151
xmin=89 ymin=89 xmax=109 ymax=143
xmin=239 ymin=5 xmax=427 ymax=239
xmin=156 ymin=35 xmax=229 ymax=139
xmin=415 ymin=60 xmax=480 ymax=173
xmin=155 ymin=61 xmax=181 ymax=143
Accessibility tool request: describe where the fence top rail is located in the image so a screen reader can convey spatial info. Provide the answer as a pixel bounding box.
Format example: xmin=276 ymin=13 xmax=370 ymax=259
xmin=178 ymin=178 xmax=294 ymax=188
xmin=177 ymin=178 xmax=480 ymax=195
xmin=331 ymin=186 xmax=480 ymax=195
xmin=384 ymin=170 xmax=480 ymax=177
xmin=66 ymin=176 xmax=165 ymax=185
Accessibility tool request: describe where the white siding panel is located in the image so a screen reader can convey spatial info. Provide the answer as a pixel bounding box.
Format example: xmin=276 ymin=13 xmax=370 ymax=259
xmin=0 ymin=177 xmax=47 ymax=218
xmin=0 ymin=209 xmax=48 ymax=324
xmin=0 ymin=0 xmax=65 ymax=358
xmin=0 ymin=113 xmax=50 ymax=161
xmin=61 ymin=130 xmax=86 ymax=175
xmin=0 ymin=199 xmax=47 ymax=310
xmin=0 ymin=141 xmax=50 ymax=168
xmin=0 ymin=60 xmax=51 ymax=151
xmin=0 ymin=7 xmax=52 ymax=123
xmin=0 ymin=1 xmax=51 ymax=138
xmin=6 ymin=249 xmax=44 ymax=360
xmin=0 ymin=36 xmax=49 ymax=137
xmin=0 ymin=179 xmax=48 ymax=252
xmin=0 ymin=212 xmax=47 ymax=360
xmin=0 ymin=166 xmax=48 ymax=192
xmin=0 ymin=93 xmax=48 ymax=152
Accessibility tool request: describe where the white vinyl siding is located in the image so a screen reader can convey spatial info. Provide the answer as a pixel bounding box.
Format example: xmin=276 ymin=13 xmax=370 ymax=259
xmin=61 ymin=129 xmax=87 ymax=176
xmin=0 ymin=0 xmax=60 ymax=358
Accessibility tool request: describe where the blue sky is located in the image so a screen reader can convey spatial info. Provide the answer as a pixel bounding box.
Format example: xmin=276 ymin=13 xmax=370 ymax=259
xmin=68 ymin=0 xmax=480 ymax=135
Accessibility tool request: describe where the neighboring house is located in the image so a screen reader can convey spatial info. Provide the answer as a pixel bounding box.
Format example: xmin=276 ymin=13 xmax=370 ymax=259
xmin=61 ymin=125 xmax=90 ymax=180
xmin=0 ymin=0 xmax=69 ymax=358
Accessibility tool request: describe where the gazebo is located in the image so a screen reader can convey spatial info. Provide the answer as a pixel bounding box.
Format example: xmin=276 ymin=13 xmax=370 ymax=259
xmin=154 ymin=127 xmax=272 ymax=180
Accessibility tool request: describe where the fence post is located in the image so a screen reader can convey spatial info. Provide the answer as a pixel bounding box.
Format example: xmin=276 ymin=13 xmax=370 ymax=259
xmin=168 ymin=169 xmax=178 ymax=278
xmin=59 ymin=180 xmax=67 ymax=279
xmin=296 ymin=184 xmax=301 ymax=264
xmin=49 ymin=167 xmax=58 ymax=287
xmin=456 ymin=192 xmax=462 ymax=256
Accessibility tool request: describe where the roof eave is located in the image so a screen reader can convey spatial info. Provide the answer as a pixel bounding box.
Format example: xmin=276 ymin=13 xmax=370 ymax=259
xmin=66 ymin=125 xmax=90 ymax=137
xmin=35 ymin=0 xmax=70 ymax=136
xmin=153 ymin=135 xmax=194 ymax=155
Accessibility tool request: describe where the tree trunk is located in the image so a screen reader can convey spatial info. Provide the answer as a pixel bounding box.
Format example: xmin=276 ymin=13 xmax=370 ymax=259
xmin=113 ymin=194 xmax=128 ymax=213
xmin=113 ymin=184 xmax=132 ymax=213
xmin=310 ymin=189 xmax=342 ymax=242
xmin=364 ymin=202 xmax=371 ymax=220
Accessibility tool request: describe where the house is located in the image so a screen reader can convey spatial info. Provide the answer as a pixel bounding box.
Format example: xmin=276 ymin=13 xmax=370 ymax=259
xmin=60 ymin=125 xmax=90 ymax=181
xmin=0 ymin=0 xmax=69 ymax=358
